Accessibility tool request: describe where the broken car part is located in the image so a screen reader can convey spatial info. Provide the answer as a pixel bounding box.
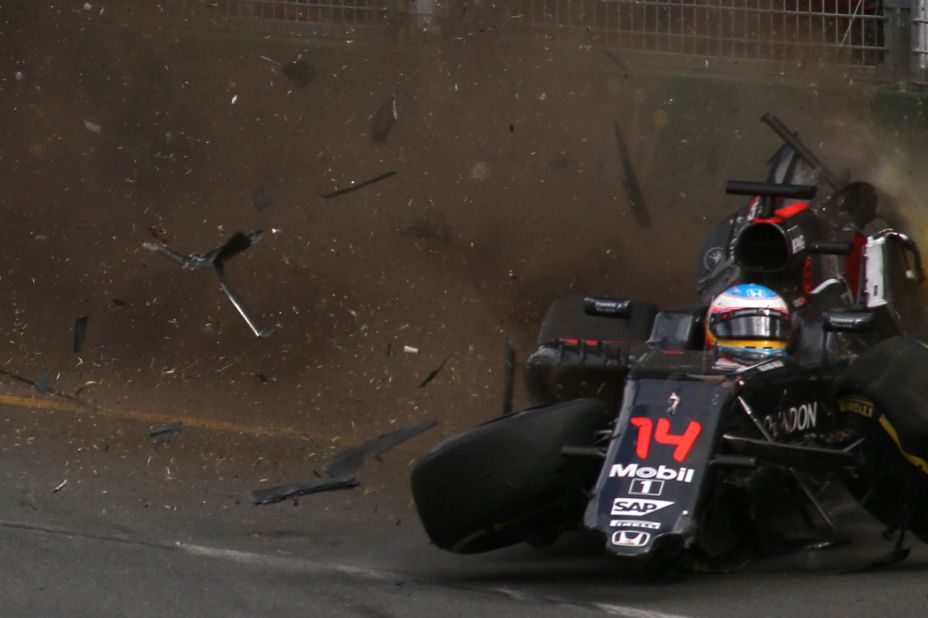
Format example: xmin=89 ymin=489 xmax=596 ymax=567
xmin=325 ymin=420 xmax=438 ymax=478
xmin=142 ymin=230 xmax=275 ymax=337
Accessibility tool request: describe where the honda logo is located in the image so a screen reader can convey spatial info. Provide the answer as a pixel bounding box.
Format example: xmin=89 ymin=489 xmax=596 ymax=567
xmin=611 ymin=530 xmax=651 ymax=547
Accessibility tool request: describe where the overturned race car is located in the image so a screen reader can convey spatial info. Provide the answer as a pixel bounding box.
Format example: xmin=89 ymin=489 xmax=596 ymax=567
xmin=410 ymin=114 xmax=928 ymax=570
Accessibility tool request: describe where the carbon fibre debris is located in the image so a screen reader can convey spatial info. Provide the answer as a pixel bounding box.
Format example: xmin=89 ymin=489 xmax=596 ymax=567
xmin=250 ymin=478 xmax=359 ymax=506
xmin=324 ymin=420 xmax=438 ymax=478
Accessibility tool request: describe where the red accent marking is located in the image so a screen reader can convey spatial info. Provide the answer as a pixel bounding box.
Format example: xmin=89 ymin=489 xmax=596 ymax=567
xmin=801 ymin=255 xmax=814 ymax=294
xmin=654 ymin=418 xmax=703 ymax=462
xmin=774 ymin=201 xmax=810 ymax=219
xmin=584 ymin=339 xmax=599 ymax=346
xmin=630 ymin=417 xmax=703 ymax=462
xmin=559 ymin=338 xmax=579 ymax=346
xmin=630 ymin=417 xmax=653 ymax=459
xmin=751 ymin=201 xmax=810 ymax=224
xmin=662 ymin=350 xmax=685 ymax=356
xmin=845 ymin=232 xmax=866 ymax=299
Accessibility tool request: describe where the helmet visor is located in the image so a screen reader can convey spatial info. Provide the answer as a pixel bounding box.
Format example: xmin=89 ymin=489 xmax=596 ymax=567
xmin=709 ymin=308 xmax=790 ymax=341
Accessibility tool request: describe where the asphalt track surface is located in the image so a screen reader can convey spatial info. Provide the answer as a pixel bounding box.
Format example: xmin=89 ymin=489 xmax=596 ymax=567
xmin=3 ymin=3 xmax=928 ymax=617
xmin=2 ymin=390 xmax=928 ymax=618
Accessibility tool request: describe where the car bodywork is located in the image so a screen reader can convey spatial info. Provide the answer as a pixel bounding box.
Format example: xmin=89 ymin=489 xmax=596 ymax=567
xmin=410 ymin=114 xmax=928 ymax=569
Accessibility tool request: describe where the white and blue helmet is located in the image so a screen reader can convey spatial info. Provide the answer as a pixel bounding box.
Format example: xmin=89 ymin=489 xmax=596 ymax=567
xmin=706 ymin=284 xmax=791 ymax=360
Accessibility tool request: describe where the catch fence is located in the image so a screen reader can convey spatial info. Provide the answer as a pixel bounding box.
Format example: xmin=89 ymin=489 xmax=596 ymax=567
xmin=220 ymin=0 xmax=928 ymax=84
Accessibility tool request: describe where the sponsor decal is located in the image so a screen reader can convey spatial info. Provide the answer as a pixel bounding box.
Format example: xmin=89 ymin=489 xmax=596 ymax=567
xmin=788 ymin=225 xmax=806 ymax=253
xmin=629 ymin=417 xmax=702 ymax=462
xmin=610 ymin=498 xmax=675 ymax=517
xmin=610 ymin=519 xmax=662 ymax=530
xmin=703 ymin=247 xmax=725 ymax=271
xmin=609 ymin=463 xmax=696 ymax=483
xmin=837 ymin=396 xmax=874 ymax=419
xmin=629 ymin=479 xmax=664 ymax=496
xmin=667 ymin=392 xmax=681 ymax=416
xmin=763 ymin=402 xmax=818 ymax=435
xmin=611 ymin=530 xmax=651 ymax=547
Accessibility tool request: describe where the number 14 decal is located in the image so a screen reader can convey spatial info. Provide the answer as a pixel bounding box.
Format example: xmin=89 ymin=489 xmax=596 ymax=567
xmin=629 ymin=417 xmax=702 ymax=462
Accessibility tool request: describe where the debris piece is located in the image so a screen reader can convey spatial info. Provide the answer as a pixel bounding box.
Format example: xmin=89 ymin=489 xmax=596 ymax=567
xmin=149 ymin=422 xmax=183 ymax=441
xmin=602 ymin=49 xmax=630 ymax=80
xmin=73 ymin=316 xmax=89 ymax=354
xmin=34 ymin=372 xmax=50 ymax=395
xmin=142 ymin=230 xmax=275 ymax=337
xmin=231 ymin=95 xmax=238 ymax=105
xmin=111 ymin=298 xmax=127 ymax=307
xmin=250 ymin=478 xmax=358 ymax=505
xmin=0 ymin=368 xmax=91 ymax=407
xmin=52 ymin=480 xmax=68 ymax=494
xmin=83 ymin=120 xmax=101 ymax=134
xmin=470 ymin=161 xmax=491 ymax=181
xmin=281 ymin=58 xmax=317 ymax=88
xmin=502 ymin=338 xmax=516 ymax=415
xmin=371 ymin=92 xmax=398 ymax=143
xmin=403 ymin=345 xmax=419 ymax=354
xmin=324 ymin=420 xmax=438 ymax=478
xmin=255 ymin=373 xmax=269 ymax=383
xmin=0 ymin=368 xmax=38 ymax=389
xmin=252 ymin=185 xmax=273 ymax=212
xmin=320 ymin=171 xmax=395 ymax=199
xmin=419 ymin=354 xmax=452 ymax=388
xmin=612 ymin=122 xmax=651 ymax=228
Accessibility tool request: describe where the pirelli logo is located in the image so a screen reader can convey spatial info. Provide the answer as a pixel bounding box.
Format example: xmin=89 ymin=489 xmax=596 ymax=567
xmin=837 ymin=396 xmax=874 ymax=419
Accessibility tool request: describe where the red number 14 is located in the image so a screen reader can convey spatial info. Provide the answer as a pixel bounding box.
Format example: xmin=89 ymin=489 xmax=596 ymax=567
xmin=629 ymin=417 xmax=702 ymax=462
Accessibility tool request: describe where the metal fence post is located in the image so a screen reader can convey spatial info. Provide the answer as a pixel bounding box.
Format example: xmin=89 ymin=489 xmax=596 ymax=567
xmin=883 ymin=0 xmax=914 ymax=83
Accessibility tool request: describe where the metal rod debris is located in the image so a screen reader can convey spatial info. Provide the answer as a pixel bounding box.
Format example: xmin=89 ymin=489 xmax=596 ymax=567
xmin=142 ymin=230 xmax=275 ymax=337
xmin=250 ymin=478 xmax=359 ymax=506
xmin=320 ymin=171 xmax=395 ymax=199
xmin=613 ymin=122 xmax=651 ymax=228
xmin=419 ymin=354 xmax=451 ymax=388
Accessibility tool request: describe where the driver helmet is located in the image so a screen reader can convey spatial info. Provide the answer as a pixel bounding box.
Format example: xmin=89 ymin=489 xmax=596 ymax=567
xmin=706 ymin=284 xmax=791 ymax=362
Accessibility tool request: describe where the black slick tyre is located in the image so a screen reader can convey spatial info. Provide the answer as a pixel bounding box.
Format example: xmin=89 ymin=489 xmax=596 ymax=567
xmin=834 ymin=336 xmax=928 ymax=540
xmin=411 ymin=399 xmax=611 ymax=554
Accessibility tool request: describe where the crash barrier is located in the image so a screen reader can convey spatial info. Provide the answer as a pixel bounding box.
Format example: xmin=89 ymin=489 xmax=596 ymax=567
xmin=222 ymin=0 xmax=928 ymax=84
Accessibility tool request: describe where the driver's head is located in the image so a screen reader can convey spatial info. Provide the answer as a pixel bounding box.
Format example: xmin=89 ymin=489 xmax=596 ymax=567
xmin=706 ymin=284 xmax=791 ymax=362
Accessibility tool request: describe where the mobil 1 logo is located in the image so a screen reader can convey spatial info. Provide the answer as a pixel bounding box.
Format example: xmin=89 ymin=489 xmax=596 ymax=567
xmin=628 ymin=479 xmax=664 ymax=496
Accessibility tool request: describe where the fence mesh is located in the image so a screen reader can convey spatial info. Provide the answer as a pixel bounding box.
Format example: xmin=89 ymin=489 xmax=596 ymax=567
xmin=506 ymin=0 xmax=885 ymax=66
xmin=221 ymin=0 xmax=887 ymax=70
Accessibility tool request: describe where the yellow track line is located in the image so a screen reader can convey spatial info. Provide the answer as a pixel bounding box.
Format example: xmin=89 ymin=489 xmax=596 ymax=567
xmin=0 ymin=393 xmax=310 ymax=441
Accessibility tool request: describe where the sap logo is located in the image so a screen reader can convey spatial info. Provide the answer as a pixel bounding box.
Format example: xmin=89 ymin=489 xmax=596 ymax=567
xmin=764 ymin=402 xmax=818 ymax=435
xmin=611 ymin=498 xmax=674 ymax=517
xmin=611 ymin=530 xmax=651 ymax=547
xmin=609 ymin=520 xmax=662 ymax=530
xmin=608 ymin=463 xmax=695 ymax=483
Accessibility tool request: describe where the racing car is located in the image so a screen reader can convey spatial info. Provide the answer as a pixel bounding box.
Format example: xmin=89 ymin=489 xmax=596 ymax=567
xmin=410 ymin=114 xmax=928 ymax=570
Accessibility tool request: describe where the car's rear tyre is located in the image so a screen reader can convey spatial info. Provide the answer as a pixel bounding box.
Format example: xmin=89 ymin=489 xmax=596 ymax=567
xmin=411 ymin=399 xmax=611 ymax=554
xmin=835 ymin=336 xmax=928 ymax=541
